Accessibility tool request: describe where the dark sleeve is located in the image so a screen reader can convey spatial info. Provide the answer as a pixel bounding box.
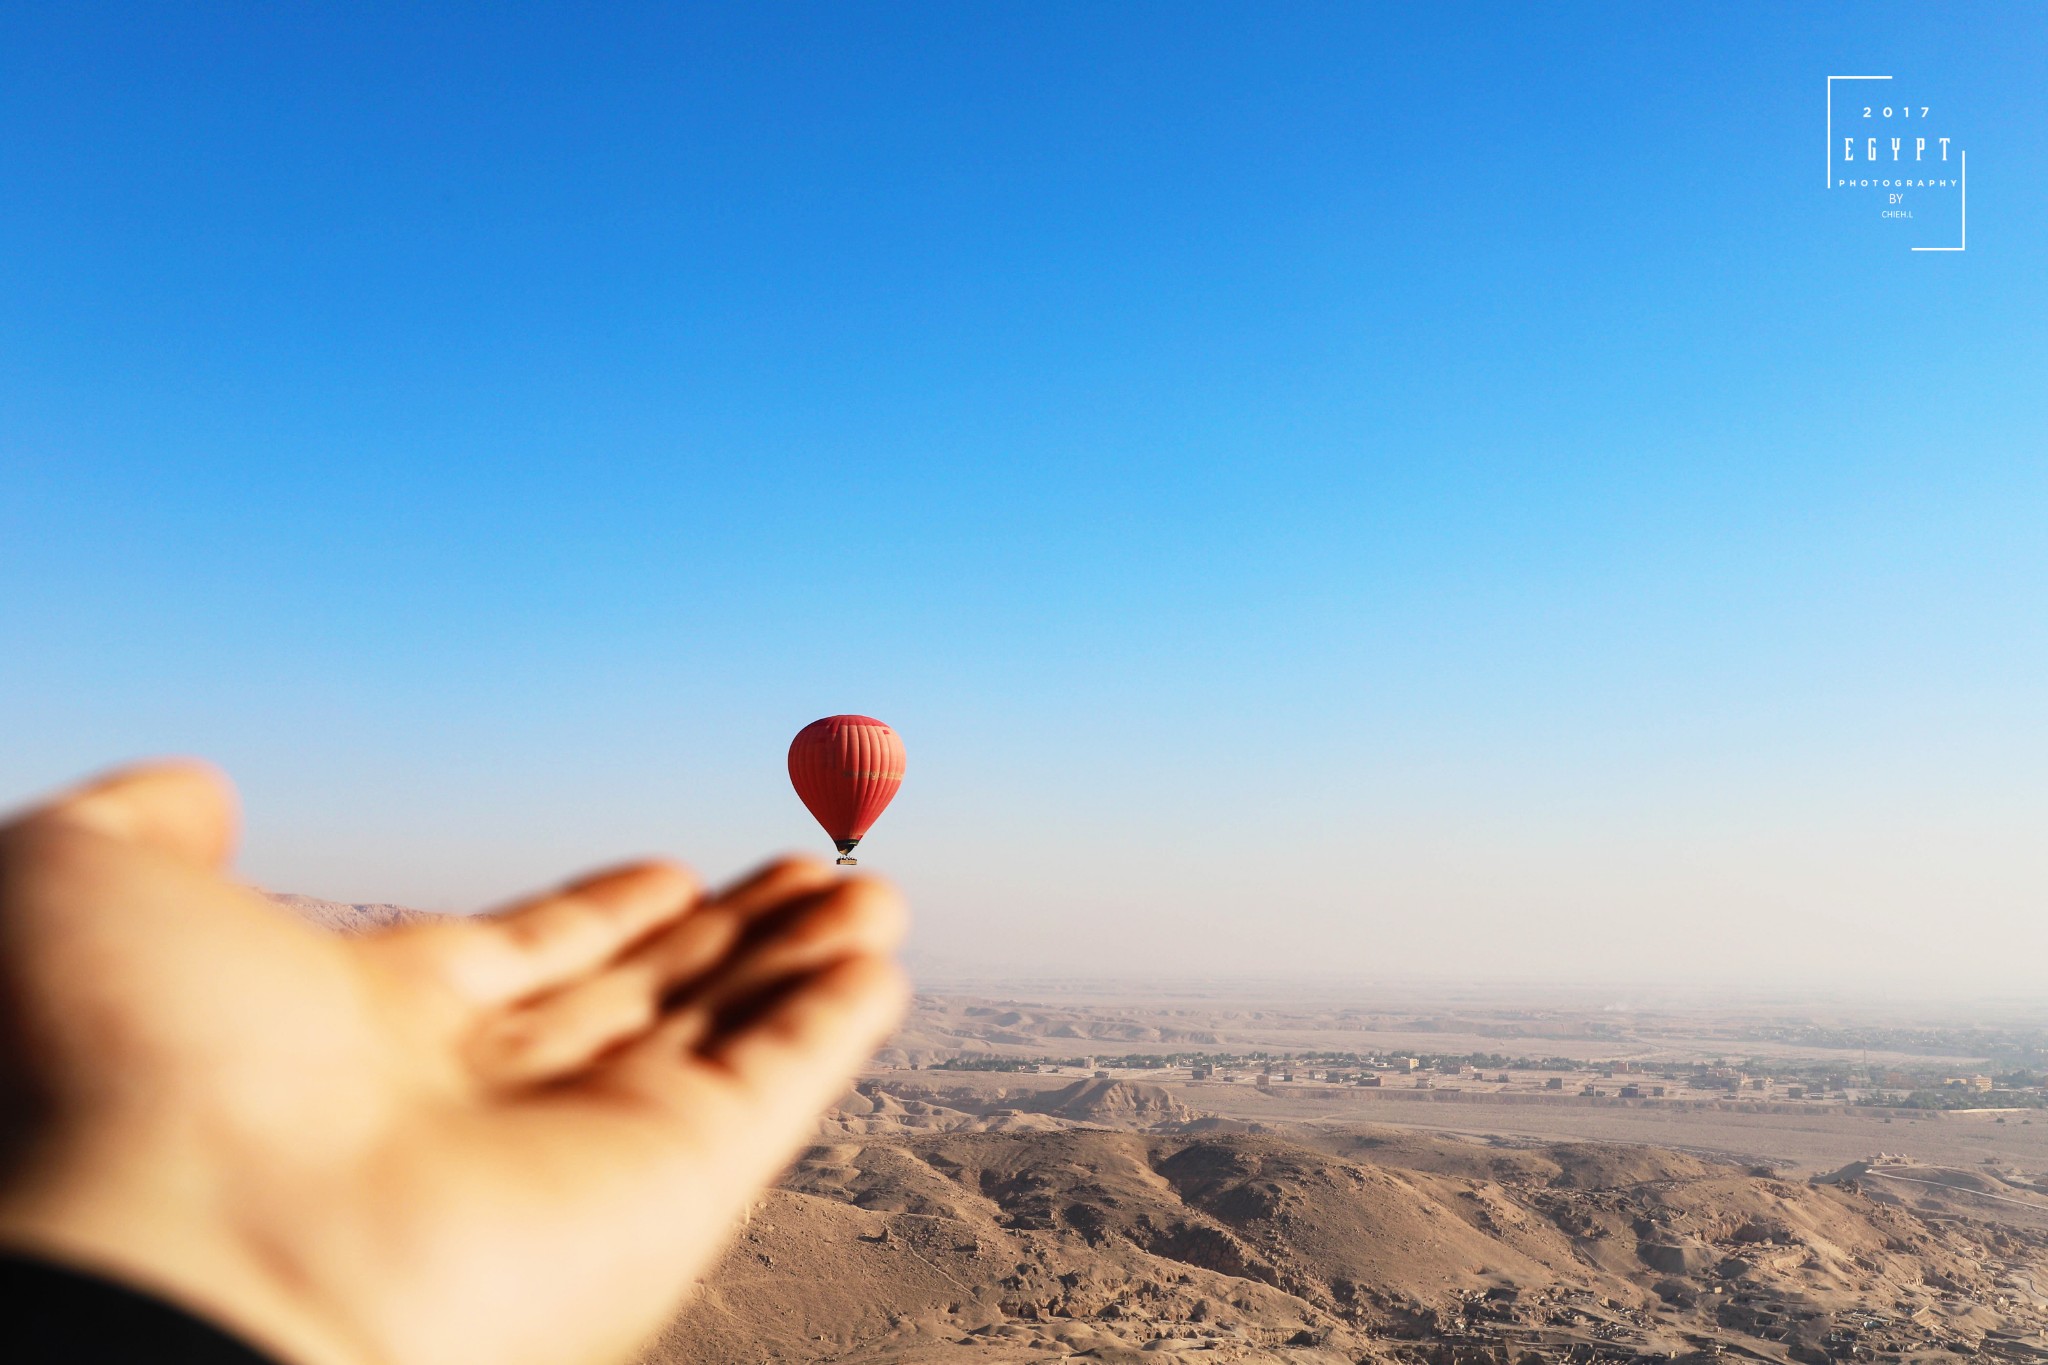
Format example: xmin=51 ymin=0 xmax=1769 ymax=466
xmin=1 ymin=1251 xmax=285 ymax=1363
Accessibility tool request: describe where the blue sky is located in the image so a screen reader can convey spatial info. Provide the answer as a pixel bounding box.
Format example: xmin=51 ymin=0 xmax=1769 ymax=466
xmin=3 ymin=3 xmax=2044 ymax=988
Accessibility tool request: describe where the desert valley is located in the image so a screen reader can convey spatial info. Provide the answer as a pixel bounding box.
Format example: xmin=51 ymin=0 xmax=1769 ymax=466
xmin=289 ymin=897 xmax=2048 ymax=1365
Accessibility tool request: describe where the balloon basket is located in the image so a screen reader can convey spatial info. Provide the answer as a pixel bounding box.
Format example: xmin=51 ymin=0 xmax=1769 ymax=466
xmin=836 ymin=856 xmax=859 ymax=866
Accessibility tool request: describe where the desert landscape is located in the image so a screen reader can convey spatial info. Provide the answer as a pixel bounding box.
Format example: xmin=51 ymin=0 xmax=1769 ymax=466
xmin=292 ymin=897 xmax=2048 ymax=1365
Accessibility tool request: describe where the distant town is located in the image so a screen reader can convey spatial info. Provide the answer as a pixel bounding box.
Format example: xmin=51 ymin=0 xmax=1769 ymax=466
xmin=925 ymin=1050 xmax=2048 ymax=1115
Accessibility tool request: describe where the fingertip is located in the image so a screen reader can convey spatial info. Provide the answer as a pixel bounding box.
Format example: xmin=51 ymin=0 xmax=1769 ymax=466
xmin=776 ymin=876 xmax=909 ymax=957
xmin=597 ymin=951 xmax=911 ymax=1135
xmin=560 ymin=859 xmax=699 ymax=911
xmin=841 ymin=876 xmax=910 ymax=948
xmin=448 ymin=858 xmax=704 ymax=1006
xmin=755 ymin=853 xmax=836 ymax=883
xmin=31 ymin=758 xmax=241 ymax=869
xmin=720 ymin=951 xmax=909 ymax=1068
xmin=710 ymin=854 xmax=837 ymax=914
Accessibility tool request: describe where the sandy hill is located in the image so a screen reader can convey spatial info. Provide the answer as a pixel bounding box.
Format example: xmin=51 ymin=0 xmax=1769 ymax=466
xmin=657 ymin=1124 xmax=2048 ymax=1365
xmin=842 ymin=1078 xmax=1198 ymax=1135
xmin=266 ymin=891 xmax=429 ymax=933
xmin=1025 ymin=1078 xmax=1198 ymax=1127
xmin=822 ymin=1082 xmax=1074 ymax=1138
xmin=818 ymin=1078 xmax=1196 ymax=1141
xmin=1296 ymin=1126 xmax=1718 ymax=1190
xmin=882 ymin=998 xmax=1230 ymax=1065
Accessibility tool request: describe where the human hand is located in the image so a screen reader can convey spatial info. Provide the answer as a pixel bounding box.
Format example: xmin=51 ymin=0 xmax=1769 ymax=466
xmin=0 ymin=761 xmax=908 ymax=1365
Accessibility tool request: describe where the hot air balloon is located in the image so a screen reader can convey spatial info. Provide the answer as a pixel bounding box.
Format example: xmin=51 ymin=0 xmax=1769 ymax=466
xmin=788 ymin=715 xmax=905 ymax=865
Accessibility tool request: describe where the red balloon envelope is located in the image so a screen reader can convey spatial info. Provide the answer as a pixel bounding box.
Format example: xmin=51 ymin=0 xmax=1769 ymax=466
xmin=788 ymin=715 xmax=905 ymax=865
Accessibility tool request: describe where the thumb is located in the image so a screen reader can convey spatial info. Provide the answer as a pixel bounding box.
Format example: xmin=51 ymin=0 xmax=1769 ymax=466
xmin=18 ymin=760 xmax=241 ymax=871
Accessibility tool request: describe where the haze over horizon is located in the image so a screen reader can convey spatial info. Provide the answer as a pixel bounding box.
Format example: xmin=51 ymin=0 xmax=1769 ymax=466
xmin=4 ymin=4 xmax=2044 ymax=992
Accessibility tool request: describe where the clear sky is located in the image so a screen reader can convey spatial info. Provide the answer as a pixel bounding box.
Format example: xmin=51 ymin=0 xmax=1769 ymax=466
xmin=3 ymin=3 xmax=2043 ymax=991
